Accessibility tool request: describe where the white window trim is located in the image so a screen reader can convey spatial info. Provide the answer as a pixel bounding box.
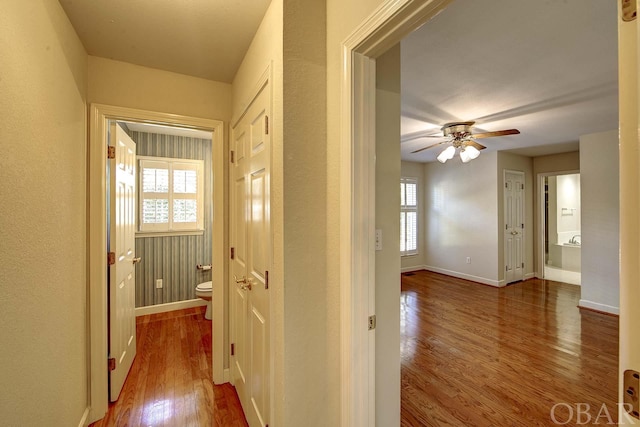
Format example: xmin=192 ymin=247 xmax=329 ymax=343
xmin=138 ymin=155 xmax=204 ymax=233
xmin=401 ymin=177 xmax=418 ymax=257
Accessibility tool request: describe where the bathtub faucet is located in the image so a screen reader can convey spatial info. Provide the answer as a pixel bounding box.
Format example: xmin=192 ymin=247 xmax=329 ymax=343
xmin=569 ymin=235 xmax=581 ymax=245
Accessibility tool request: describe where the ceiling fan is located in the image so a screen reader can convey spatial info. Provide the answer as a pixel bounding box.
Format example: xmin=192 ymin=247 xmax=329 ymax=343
xmin=410 ymin=121 xmax=520 ymax=163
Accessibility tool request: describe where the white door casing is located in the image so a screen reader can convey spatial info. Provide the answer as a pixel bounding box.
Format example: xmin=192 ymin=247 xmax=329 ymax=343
xmin=618 ymin=0 xmax=638 ymax=424
xmin=108 ymin=123 xmax=137 ymax=401
xmin=504 ymin=170 xmax=525 ymax=284
xmin=230 ymin=76 xmax=271 ymax=427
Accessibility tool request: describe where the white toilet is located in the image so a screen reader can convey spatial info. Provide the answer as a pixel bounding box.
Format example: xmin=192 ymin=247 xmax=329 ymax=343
xmin=195 ymin=281 xmax=213 ymax=320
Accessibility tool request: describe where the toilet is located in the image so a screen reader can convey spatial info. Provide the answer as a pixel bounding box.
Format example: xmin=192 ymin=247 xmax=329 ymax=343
xmin=195 ymin=281 xmax=213 ymax=320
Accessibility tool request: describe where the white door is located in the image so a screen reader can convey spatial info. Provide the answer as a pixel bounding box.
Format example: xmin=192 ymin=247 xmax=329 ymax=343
xmin=230 ymin=82 xmax=271 ymax=427
xmin=109 ymin=122 xmax=138 ymax=401
xmin=504 ymin=170 xmax=525 ymax=284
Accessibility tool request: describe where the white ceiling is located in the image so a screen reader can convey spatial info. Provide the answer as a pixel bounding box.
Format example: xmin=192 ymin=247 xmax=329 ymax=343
xmin=401 ymin=0 xmax=618 ymax=162
xmin=59 ymin=0 xmax=618 ymax=163
xmin=59 ymin=0 xmax=271 ymax=82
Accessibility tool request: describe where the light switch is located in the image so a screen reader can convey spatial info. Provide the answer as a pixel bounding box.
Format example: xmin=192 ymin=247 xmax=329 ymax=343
xmin=375 ymin=229 xmax=382 ymax=251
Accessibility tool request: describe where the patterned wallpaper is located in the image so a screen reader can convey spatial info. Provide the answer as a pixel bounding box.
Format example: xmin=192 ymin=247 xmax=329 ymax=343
xmin=131 ymin=130 xmax=213 ymax=307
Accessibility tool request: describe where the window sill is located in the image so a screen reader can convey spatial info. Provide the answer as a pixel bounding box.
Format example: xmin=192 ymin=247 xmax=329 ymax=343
xmin=401 ymin=253 xmax=419 ymax=258
xmin=136 ymin=230 xmax=205 ymax=238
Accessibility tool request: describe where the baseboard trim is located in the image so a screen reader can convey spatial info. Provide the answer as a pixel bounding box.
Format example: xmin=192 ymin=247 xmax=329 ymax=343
xmin=78 ymin=407 xmax=90 ymax=427
xmin=223 ymin=368 xmax=231 ymax=384
xmin=401 ymin=265 xmax=426 ymax=273
xmin=578 ymin=299 xmax=619 ymax=315
xmin=135 ymin=299 xmax=207 ymax=317
xmin=423 ymin=265 xmax=501 ymax=287
xmin=524 ymin=273 xmax=535 ymax=280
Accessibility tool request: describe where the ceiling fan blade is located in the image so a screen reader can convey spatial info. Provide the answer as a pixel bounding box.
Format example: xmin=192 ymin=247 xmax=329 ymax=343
xmin=471 ymin=129 xmax=520 ymax=139
xmin=466 ymin=140 xmax=486 ymax=150
xmin=411 ymin=141 xmax=448 ymax=154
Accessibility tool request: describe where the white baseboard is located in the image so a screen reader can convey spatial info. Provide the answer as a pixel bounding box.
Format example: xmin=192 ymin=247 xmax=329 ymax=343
xmin=135 ymin=299 xmax=207 ymax=317
xmin=78 ymin=407 xmax=90 ymax=427
xmin=524 ymin=273 xmax=535 ymax=280
xmin=401 ymin=265 xmax=426 ymax=273
xmin=223 ymin=368 xmax=231 ymax=384
xmin=579 ymin=299 xmax=619 ymax=315
xmin=423 ymin=265 xmax=501 ymax=287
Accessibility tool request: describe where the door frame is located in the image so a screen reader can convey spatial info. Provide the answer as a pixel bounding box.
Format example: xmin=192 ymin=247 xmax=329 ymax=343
xmin=87 ymin=104 xmax=226 ymax=423
xmin=535 ymin=170 xmax=579 ymax=280
xmin=339 ymin=0 xmax=452 ymax=425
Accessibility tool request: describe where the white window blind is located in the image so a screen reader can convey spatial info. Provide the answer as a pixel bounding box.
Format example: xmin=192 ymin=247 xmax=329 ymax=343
xmin=401 ymin=177 xmax=418 ymax=256
xmin=138 ymin=157 xmax=204 ymax=232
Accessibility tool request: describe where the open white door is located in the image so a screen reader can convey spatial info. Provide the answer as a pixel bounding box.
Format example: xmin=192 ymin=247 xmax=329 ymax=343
xmin=108 ymin=122 xmax=138 ymax=402
xmin=230 ymin=79 xmax=271 ymax=427
xmin=504 ymin=170 xmax=525 ymax=284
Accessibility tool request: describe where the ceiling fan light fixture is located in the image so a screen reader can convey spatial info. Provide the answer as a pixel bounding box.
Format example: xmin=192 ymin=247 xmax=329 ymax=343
xmin=437 ymin=145 xmax=456 ymax=163
xmin=460 ymin=146 xmax=480 ymax=163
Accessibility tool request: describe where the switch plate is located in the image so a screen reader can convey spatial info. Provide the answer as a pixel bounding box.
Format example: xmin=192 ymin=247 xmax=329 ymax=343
xmin=466 ymin=257 xmax=471 ymax=264
xmin=375 ymin=229 xmax=382 ymax=251
xmin=156 ymin=279 xmax=163 ymax=289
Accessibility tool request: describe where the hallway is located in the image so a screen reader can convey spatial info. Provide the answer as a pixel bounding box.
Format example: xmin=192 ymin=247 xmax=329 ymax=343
xmin=91 ymin=307 xmax=248 ymax=426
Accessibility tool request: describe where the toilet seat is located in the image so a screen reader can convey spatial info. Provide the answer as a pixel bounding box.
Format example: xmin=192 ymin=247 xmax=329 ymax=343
xmin=196 ymin=281 xmax=212 ymax=292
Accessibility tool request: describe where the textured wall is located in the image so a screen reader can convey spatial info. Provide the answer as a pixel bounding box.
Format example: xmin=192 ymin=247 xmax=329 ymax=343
xmin=0 ymin=0 xmax=89 ymax=425
xmin=130 ymin=131 xmax=213 ymax=307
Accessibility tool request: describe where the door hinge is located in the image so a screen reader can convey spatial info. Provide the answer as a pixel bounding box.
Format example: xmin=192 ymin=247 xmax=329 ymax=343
xmin=107 ymin=252 xmax=116 ymax=265
xmin=107 ymin=146 xmax=115 ymax=159
xmin=521 ymin=184 xmax=524 ymax=190
xmin=521 ymin=223 xmax=524 ymax=229
xmin=265 ymin=270 xmax=269 ymax=290
xmin=505 ymin=224 xmax=508 ymax=230
xmin=265 ymin=115 xmax=269 ymax=135
xmin=506 ymin=265 xmax=508 ymax=271
xmin=230 ymin=247 xmax=235 ymax=260
xmin=522 ymin=262 xmax=525 ymax=268
xmin=368 ymin=315 xmax=376 ymax=330
xmin=505 ymin=182 xmax=508 ymax=188
xmin=108 ymin=357 xmax=116 ymax=371
xmin=230 ymin=150 xmax=235 ymax=164
xmin=231 ymin=343 xmax=235 ymax=356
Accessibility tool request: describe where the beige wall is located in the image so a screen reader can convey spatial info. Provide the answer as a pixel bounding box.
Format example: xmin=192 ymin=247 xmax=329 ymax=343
xmin=423 ymin=153 xmax=501 ymax=285
xmin=375 ymin=44 xmax=401 ymax=426
xmin=88 ymin=56 xmax=232 ymax=121
xmin=579 ymin=130 xmax=619 ymax=313
xmin=497 ymin=152 xmax=534 ymax=281
xmin=0 ymin=0 xmax=89 ymax=425
xmin=401 ymin=161 xmax=427 ymax=271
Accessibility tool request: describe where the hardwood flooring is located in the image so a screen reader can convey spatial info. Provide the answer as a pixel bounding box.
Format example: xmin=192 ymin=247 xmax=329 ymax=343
xmin=90 ymin=307 xmax=248 ymax=427
xmin=401 ymin=271 xmax=619 ymax=427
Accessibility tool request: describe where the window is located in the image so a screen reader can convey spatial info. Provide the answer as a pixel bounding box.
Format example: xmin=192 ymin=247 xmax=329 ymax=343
xmin=138 ymin=156 xmax=204 ymax=233
xmin=400 ymin=177 xmax=418 ymax=256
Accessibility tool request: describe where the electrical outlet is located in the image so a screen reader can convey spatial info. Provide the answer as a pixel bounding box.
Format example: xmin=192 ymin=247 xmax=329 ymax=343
xmin=375 ymin=229 xmax=382 ymax=251
xmin=466 ymin=257 xmax=471 ymax=264
xmin=156 ymin=279 xmax=163 ymax=289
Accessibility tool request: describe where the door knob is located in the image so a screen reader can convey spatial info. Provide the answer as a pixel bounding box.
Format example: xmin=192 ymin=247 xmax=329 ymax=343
xmin=511 ymin=231 xmax=518 ymax=235
xmin=234 ymin=274 xmax=247 ymax=284
xmin=240 ymin=282 xmax=252 ymax=291
xmin=132 ymin=257 xmax=142 ymax=264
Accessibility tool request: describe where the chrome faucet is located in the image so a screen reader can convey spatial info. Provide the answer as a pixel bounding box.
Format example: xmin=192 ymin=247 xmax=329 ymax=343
xmin=568 ymin=235 xmax=581 ymax=245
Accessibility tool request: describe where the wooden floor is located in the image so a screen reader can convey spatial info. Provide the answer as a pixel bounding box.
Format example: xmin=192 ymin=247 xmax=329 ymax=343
xmin=90 ymin=307 xmax=248 ymax=427
xmin=401 ymin=271 xmax=619 ymax=427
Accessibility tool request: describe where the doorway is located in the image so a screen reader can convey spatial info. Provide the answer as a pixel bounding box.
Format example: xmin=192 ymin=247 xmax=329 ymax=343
xmin=541 ymin=172 xmax=581 ymax=285
xmin=87 ymin=104 xmax=226 ymax=424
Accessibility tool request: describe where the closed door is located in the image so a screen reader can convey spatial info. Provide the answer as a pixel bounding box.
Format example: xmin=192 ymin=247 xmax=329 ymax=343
xmin=109 ymin=123 xmax=138 ymax=401
xmin=504 ymin=170 xmax=525 ymax=284
xmin=230 ymin=81 xmax=271 ymax=427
